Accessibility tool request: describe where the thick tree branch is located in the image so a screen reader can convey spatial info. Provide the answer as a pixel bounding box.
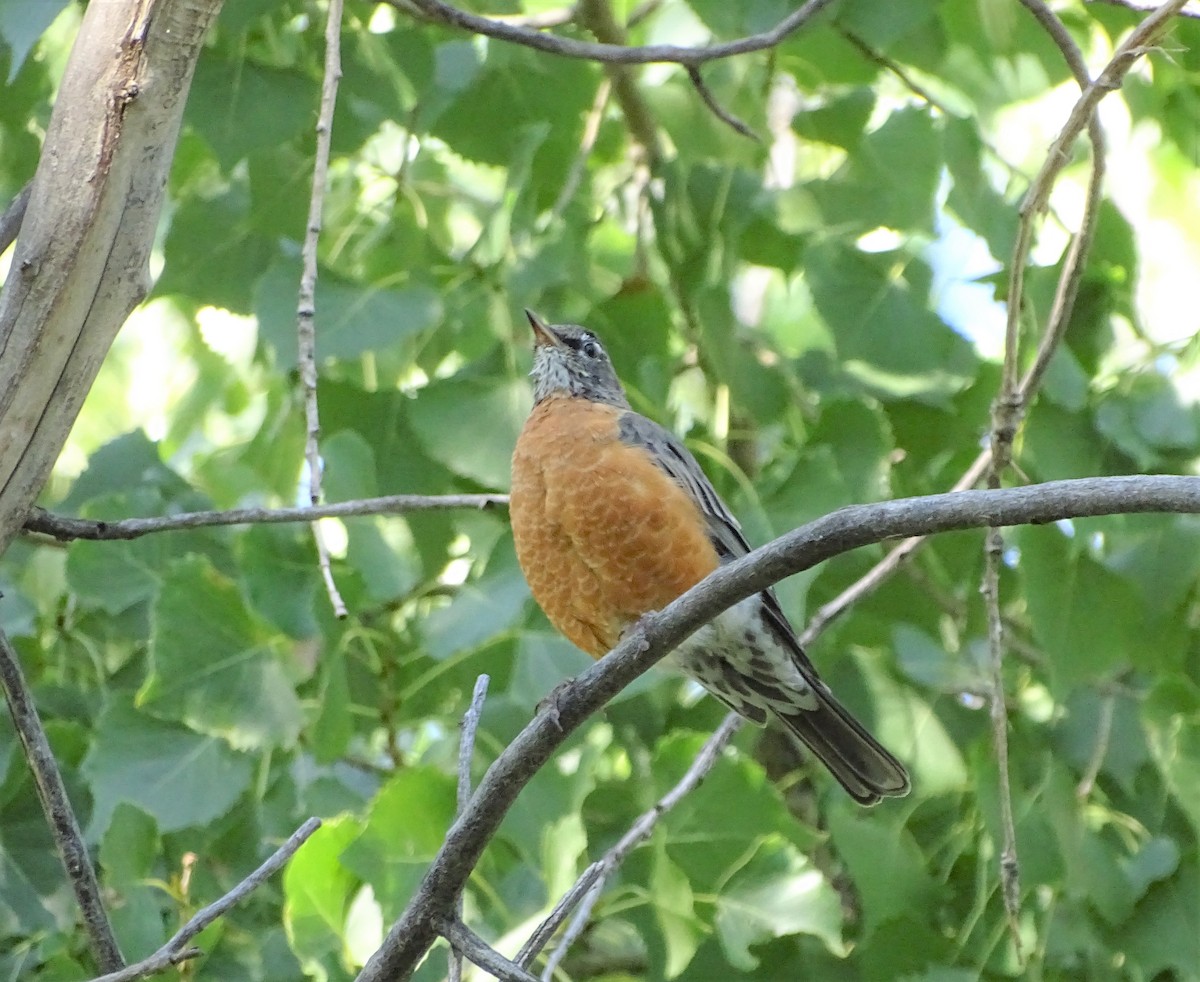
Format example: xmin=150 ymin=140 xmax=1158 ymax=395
xmin=388 ymin=0 xmax=837 ymax=65
xmin=23 ymin=494 xmax=508 ymax=542
xmin=0 ymin=628 xmax=124 ymax=972
xmin=87 ymin=818 xmax=321 ymax=982
xmin=357 ymin=475 xmax=1200 ymax=981
xmin=0 ymin=0 xmax=225 ymax=555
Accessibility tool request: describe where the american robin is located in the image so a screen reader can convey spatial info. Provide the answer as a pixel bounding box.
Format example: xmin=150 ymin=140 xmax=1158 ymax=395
xmin=510 ymin=311 xmax=910 ymax=805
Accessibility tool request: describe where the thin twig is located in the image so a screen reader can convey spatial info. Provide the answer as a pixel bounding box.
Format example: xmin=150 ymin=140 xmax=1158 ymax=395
xmin=685 ymin=65 xmax=760 ymax=140
xmin=578 ymin=0 xmax=662 ymax=164
xmin=520 ymin=712 xmax=743 ymax=976
xmin=0 ymin=180 xmax=31 ymax=255
xmin=515 ymin=862 xmax=604 ymax=969
xmin=1005 ymin=0 xmax=1186 ymax=382
xmin=88 ymin=818 xmax=321 ymax=982
xmin=358 ymin=475 xmax=1200 ymax=981
xmin=23 ymin=494 xmax=508 ymax=542
xmin=298 ymin=0 xmax=347 ymax=617
xmin=389 ymin=0 xmax=837 ymax=65
xmin=0 ymin=628 xmax=125 ymax=973
xmin=980 ymin=528 xmax=1022 ymax=959
xmin=441 ymin=918 xmax=540 ymax=982
xmin=975 ymin=1 xmax=1130 ymax=954
xmin=800 ymin=0 xmax=1173 ymax=643
xmin=449 ymin=675 xmax=490 ymax=982
xmin=1076 ymin=690 xmax=1117 ymax=797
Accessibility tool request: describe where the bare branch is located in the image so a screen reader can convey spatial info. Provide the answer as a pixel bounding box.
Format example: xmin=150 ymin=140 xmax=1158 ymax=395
xmin=1004 ymin=0 xmax=1186 ymax=407
xmin=686 ymin=66 xmax=760 ymax=141
xmin=356 ymin=475 xmax=1200 ymax=981
xmin=0 ymin=628 xmax=124 ymax=972
xmin=23 ymin=493 xmax=508 ymax=542
xmin=515 ymin=863 xmax=604 ymax=970
xmin=521 ymin=712 xmax=743 ymax=975
xmin=388 ymin=0 xmax=837 ymax=65
xmin=578 ymin=0 xmax=662 ymax=164
xmin=800 ymin=0 xmax=1171 ymax=642
xmin=0 ymin=180 xmax=31 ymax=256
xmin=0 ymin=0 xmax=225 ymax=555
xmin=88 ymin=818 xmax=321 ymax=982
xmin=975 ymin=2 xmax=1116 ymax=952
xmin=298 ymin=0 xmax=347 ymax=617
xmin=981 ymin=528 xmax=1022 ymax=959
xmin=449 ymin=675 xmax=490 ymax=982
xmin=441 ymin=918 xmax=540 ymax=982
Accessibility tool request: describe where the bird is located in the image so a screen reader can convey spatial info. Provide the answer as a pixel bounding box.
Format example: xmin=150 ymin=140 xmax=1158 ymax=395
xmin=509 ymin=310 xmax=910 ymax=805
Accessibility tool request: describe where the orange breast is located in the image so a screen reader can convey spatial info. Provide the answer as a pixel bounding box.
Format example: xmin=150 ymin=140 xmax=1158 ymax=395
xmin=510 ymin=396 xmax=720 ymax=657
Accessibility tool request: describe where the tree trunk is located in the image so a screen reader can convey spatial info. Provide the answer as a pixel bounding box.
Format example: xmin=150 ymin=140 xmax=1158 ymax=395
xmin=0 ymin=0 xmax=224 ymax=554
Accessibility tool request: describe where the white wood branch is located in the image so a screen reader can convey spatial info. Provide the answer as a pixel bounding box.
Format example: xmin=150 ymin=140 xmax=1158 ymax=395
xmin=0 ymin=0 xmax=225 ymax=554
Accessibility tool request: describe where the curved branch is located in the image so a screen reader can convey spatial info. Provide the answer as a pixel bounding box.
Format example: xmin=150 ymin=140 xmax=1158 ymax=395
xmin=388 ymin=0 xmax=837 ymax=65
xmin=356 ymin=474 xmax=1200 ymax=981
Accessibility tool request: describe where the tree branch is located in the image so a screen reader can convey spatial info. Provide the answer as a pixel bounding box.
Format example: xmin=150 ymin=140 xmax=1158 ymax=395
xmin=87 ymin=817 xmax=321 ymax=982
xmin=387 ymin=0 xmax=837 ymax=65
xmin=356 ymin=475 xmax=1200 ymax=981
xmin=685 ymin=65 xmax=760 ymax=141
xmin=0 ymin=0 xmax=225 ymax=555
xmin=298 ymin=0 xmax=347 ymax=618
xmin=441 ymin=918 xmax=540 ymax=982
xmin=22 ymin=493 xmax=508 ymax=542
xmin=0 ymin=180 xmax=31 ymax=256
xmin=0 ymin=627 xmax=124 ymax=972
xmin=449 ymin=675 xmax=490 ymax=982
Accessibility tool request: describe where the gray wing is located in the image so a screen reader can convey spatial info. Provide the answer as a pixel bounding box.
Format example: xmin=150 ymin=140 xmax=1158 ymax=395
xmin=616 ymin=412 xmax=820 ymax=678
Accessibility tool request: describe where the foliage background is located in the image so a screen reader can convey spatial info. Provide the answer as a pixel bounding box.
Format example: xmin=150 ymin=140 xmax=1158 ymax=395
xmin=2 ymin=0 xmax=1200 ymax=979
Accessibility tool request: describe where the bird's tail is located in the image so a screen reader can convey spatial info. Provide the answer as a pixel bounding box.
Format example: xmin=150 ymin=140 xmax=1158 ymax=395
xmin=774 ymin=688 xmax=910 ymax=806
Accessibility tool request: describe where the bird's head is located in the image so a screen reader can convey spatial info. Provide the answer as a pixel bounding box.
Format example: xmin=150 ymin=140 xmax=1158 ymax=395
xmin=524 ymin=310 xmax=630 ymax=408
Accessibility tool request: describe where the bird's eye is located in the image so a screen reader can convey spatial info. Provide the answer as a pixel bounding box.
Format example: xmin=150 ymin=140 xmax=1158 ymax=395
xmin=581 ymin=339 xmax=602 ymax=359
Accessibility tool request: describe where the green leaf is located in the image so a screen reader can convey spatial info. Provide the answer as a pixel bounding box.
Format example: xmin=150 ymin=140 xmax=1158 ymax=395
xmin=650 ymin=843 xmax=703 ymax=978
xmin=1117 ymin=861 xmax=1200 ymax=979
xmin=255 ymin=263 xmax=442 ymax=367
xmin=83 ymin=702 xmax=253 ymax=836
xmin=340 ymin=768 xmax=457 ymax=915
xmin=283 ymin=816 xmax=362 ymax=962
xmin=407 ymin=377 xmax=530 ymax=489
xmin=827 ymin=808 xmax=939 ymax=936
xmin=1017 ymin=526 xmax=1144 ymax=693
xmin=714 ymin=837 xmax=845 ymax=968
xmin=805 ymin=242 xmax=976 ymax=403
xmin=186 ymin=57 xmax=318 ymax=170
xmin=0 ymin=1 xmax=69 ymax=82
xmin=809 ymin=108 xmax=942 ymax=235
xmin=141 ymin=556 xmax=303 ymax=750
xmin=99 ymin=802 xmax=159 ymax=885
